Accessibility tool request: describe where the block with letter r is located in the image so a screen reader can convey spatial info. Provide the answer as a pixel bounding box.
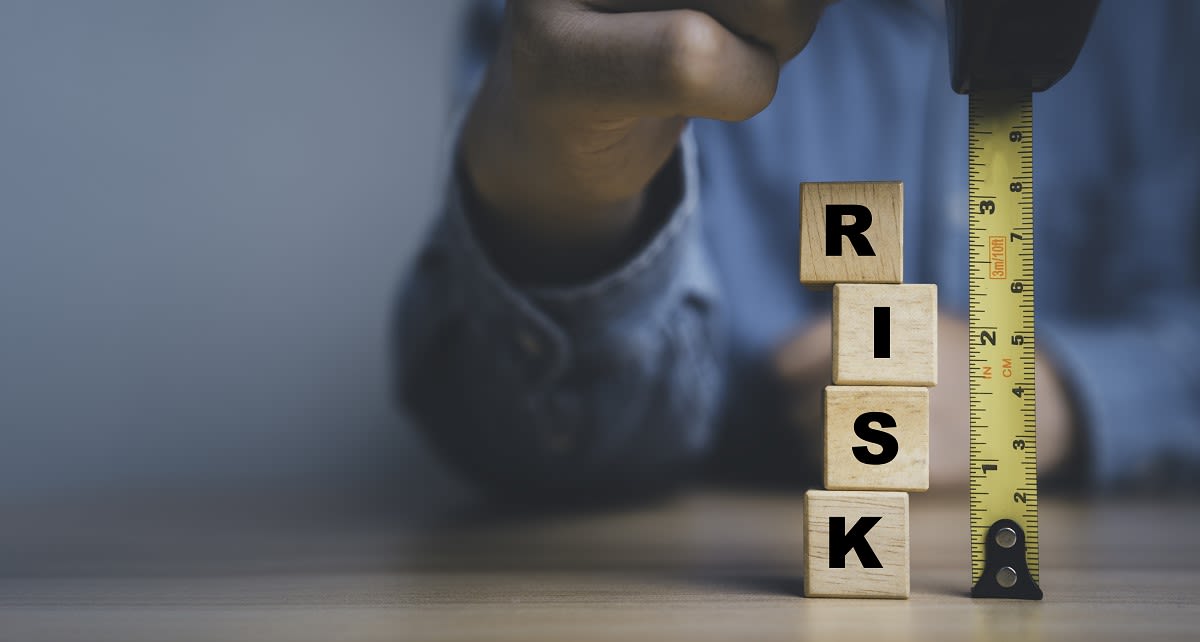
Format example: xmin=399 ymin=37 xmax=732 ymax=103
xmin=799 ymin=181 xmax=903 ymax=287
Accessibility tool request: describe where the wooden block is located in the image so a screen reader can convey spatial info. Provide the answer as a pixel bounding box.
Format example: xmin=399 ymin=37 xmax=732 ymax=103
xmin=799 ymin=181 xmax=903 ymax=287
xmin=824 ymin=386 xmax=929 ymax=492
xmin=833 ymin=283 xmax=937 ymax=386
xmin=804 ymin=490 xmax=909 ymax=599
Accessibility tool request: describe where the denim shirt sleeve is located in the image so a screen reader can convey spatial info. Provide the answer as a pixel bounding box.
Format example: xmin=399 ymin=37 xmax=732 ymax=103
xmin=1044 ymin=295 xmax=1200 ymax=491
xmin=1039 ymin=163 xmax=1200 ymax=491
xmin=396 ymin=130 xmax=726 ymax=498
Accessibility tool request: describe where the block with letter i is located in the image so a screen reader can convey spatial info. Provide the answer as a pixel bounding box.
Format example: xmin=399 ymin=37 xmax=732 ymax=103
xmin=832 ymin=283 xmax=937 ymax=387
xmin=798 ymin=180 xmax=935 ymax=599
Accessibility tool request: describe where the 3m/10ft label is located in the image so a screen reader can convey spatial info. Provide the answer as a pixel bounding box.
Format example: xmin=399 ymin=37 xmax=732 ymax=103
xmin=968 ymin=89 xmax=1040 ymax=586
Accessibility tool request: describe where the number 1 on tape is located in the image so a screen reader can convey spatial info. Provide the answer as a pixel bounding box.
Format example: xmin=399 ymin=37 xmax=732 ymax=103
xmin=968 ymin=89 xmax=1042 ymax=600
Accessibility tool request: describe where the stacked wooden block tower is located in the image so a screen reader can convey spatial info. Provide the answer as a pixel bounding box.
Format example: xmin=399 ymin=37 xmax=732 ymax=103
xmin=798 ymin=182 xmax=936 ymax=599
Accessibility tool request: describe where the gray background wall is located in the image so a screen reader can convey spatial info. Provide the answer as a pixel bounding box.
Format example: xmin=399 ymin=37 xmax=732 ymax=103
xmin=0 ymin=1 xmax=470 ymax=508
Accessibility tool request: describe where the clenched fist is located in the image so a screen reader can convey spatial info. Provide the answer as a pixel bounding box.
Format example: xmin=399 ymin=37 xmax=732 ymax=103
xmin=460 ymin=0 xmax=835 ymax=280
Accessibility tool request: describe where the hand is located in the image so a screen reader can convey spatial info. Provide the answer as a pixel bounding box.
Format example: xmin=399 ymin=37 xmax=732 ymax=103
xmin=774 ymin=312 xmax=1077 ymax=490
xmin=461 ymin=0 xmax=834 ymax=278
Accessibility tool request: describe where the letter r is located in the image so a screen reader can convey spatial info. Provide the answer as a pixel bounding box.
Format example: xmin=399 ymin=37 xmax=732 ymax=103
xmin=825 ymin=204 xmax=877 ymax=257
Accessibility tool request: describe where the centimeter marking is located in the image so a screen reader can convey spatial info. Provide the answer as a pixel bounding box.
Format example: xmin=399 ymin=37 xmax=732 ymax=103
xmin=968 ymin=89 xmax=1040 ymax=586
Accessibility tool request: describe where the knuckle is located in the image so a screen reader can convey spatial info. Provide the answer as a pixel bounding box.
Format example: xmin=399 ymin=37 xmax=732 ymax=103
xmin=757 ymin=0 xmax=792 ymax=19
xmin=661 ymin=11 xmax=728 ymax=99
xmin=506 ymin=4 xmax=575 ymax=103
xmin=507 ymin=2 xmax=554 ymax=61
xmin=742 ymin=74 xmax=777 ymax=117
xmin=505 ymin=0 xmax=539 ymax=43
xmin=754 ymin=0 xmax=824 ymax=60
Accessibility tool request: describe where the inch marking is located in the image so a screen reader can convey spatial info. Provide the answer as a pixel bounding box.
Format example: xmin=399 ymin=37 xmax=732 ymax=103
xmin=968 ymin=89 xmax=1041 ymax=590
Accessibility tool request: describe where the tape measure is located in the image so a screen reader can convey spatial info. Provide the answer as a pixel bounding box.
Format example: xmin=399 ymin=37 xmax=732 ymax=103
xmin=967 ymin=89 xmax=1042 ymax=600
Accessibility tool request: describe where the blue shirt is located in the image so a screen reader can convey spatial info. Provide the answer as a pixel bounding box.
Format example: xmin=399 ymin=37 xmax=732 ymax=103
xmin=399 ymin=0 xmax=1200 ymax=494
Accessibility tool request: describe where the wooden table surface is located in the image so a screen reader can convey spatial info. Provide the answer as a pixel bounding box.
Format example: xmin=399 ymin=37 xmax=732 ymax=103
xmin=2 ymin=489 xmax=1198 ymax=641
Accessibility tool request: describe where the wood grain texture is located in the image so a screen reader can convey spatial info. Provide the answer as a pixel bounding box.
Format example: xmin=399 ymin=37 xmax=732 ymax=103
xmin=3 ymin=493 xmax=1200 ymax=641
xmin=805 ymin=490 xmax=909 ymax=598
xmin=825 ymin=386 xmax=929 ymax=492
xmin=799 ymin=181 xmax=903 ymax=287
xmin=833 ymin=283 xmax=937 ymax=386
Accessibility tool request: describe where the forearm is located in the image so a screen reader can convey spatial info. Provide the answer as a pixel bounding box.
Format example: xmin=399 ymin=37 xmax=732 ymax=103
xmin=396 ymin=133 xmax=728 ymax=500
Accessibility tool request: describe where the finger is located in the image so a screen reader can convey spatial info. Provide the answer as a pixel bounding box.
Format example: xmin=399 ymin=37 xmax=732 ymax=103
xmin=587 ymin=0 xmax=834 ymax=61
xmin=512 ymin=2 xmax=779 ymax=121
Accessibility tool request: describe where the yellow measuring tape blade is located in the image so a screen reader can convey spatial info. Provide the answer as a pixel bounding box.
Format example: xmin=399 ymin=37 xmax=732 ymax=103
xmin=968 ymin=89 xmax=1040 ymax=594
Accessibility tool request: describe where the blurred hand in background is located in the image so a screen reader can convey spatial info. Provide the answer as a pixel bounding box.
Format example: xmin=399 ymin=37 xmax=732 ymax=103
xmin=461 ymin=0 xmax=834 ymax=281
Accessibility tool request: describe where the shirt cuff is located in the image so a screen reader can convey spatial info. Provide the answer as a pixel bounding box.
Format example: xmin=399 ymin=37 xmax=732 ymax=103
xmin=1041 ymin=317 xmax=1200 ymax=488
xmin=438 ymin=127 xmax=717 ymax=389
